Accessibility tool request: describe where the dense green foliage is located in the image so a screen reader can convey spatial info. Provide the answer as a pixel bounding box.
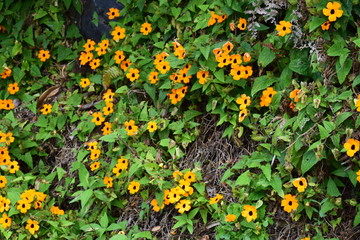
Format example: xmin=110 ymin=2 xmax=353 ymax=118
xmin=0 ymin=0 xmax=360 ymax=239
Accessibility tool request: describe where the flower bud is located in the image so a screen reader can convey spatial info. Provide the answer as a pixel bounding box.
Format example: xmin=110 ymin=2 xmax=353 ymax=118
xmin=346 ymin=128 xmax=353 ymax=139
xmin=313 ymin=98 xmax=321 ymax=108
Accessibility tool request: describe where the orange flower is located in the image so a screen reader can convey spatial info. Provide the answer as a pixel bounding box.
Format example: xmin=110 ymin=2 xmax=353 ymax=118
xmin=236 ymin=94 xmax=251 ymax=110
xmin=140 ymin=22 xmax=152 ymax=35
xmin=147 ymin=121 xmax=158 ymax=132
xmin=90 ymin=161 xmax=101 ymax=171
xmin=102 ymin=102 xmax=114 ymax=116
xmin=243 ymin=52 xmax=251 ymax=62
xmin=103 ymin=176 xmax=113 ymax=188
xmin=196 ymin=70 xmax=209 ymax=85
xmin=80 ymin=78 xmax=91 ymax=88
xmin=355 ymin=94 xmax=360 ymax=112
xmin=238 ymin=18 xmax=247 ymax=30
xmin=79 ymin=51 xmax=93 ymax=65
xmin=260 ymin=87 xmax=277 ymax=107
xmin=111 ymin=26 xmax=126 ymax=41
xmin=1 ymin=67 xmax=11 ymax=79
xmin=321 ymin=21 xmax=331 ymax=30
xmin=107 ymin=8 xmax=120 ymax=20
xmin=7 ymin=83 xmax=19 ymax=94
xmin=209 ymin=194 xmax=223 ymax=205
xmin=356 ymin=170 xmax=360 ymax=183
xmin=128 ymin=181 xmax=140 ymax=194
xmin=0 ymin=100 xmax=14 ymax=110
xmin=289 ymin=89 xmax=301 ymax=102
xmin=38 ymin=49 xmax=51 ymax=61
xmin=241 ymin=205 xmax=257 ymax=222
xmin=222 ymin=41 xmax=234 ymax=54
xmin=238 ymin=108 xmax=248 ymax=122
xmin=225 ymin=214 xmax=236 ymax=222
xmin=229 ymin=22 xmax=236 ymax=31
xmin=230 ymin=54 xmax=242 ymax=67
xmin=103 ymin=89 xmax=115 ymax=103
xmin=156 ymin=61 xmax=170 ymax=74
xmin=25 ymin=219 xmax=39 ymax=235
xmin=50 ymin=206 xmax=64 ymax=215
xmin=281 ymin=194 xmax=299 ymax=213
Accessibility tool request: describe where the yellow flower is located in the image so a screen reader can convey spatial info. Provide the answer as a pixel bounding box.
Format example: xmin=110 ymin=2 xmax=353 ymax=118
xmin=0 ymin=196 xmax=10 ymax=212
xmin=0 ymin=213 xmax=11 ymax=229
xmin=102 ymin=89 xmax=115 ymax=103
xmin=79 ymin=51 xmax=93 ymax=65
xmin=243 ymin=52 xmax=251 ymax=62
xmin=355 ymin=94 xmax=360 ymax=112
xmin=209 ymin=194 xmax=223 ymax=205
xmin=25 ymin=219 xmax=40 ymax=235
xmin=238 ymin=18 xmax=247 ymax=30
xmin=83 ymin=39 xmax=96 ymax=52
xmin=114 ymin=50 xmax=125 ymax=64
xmin=90 ymin=161 xmax=101 ymax=171
xmin=80 ymin=78 xmax=91 ymax=88
xmin=356 ymin=170 xmax=360 ymax=183
xmin=221 ymin=41 xmax=234 ymax=54
xmin=183 ymin=171 xmax=196 ymax=183
xmin=196 ymin=70 xmax=209 ymax=85
xmin=344 ymin=139 xmax=360 ymax=157
xmin=140 ymin=22 xmax=152 ymax=35
xmin=89 ymin=59 xmax=100 ymax=70
xmin=101 ymin=122 xmax=112 ymax=135
xmin=276 ymin=21 xmax=292 ymax=37
xmin=128 ymin=181 xmax=140 ymax=194
xmin=7 ymin=82 xmax=19 ymax=94
xmin=38 ymin=49 xmax=50 ymax=61
xmin=323 ymin=1 xmax=343 ymax=22
xmin=91 ymin=112 xmax=105 ymax=126
xmin=300 ymin=237 xmax=310 ymax=240
xmin=111 ymin=26 xmax=126 ymax=41
xmin=103 ymin=176 xmax=113 ymax=188
xmin=238 ymin=108 xmax=248 ymax=123
xmin=20 ymin=189 xmax=36 ymax=202
xmin=175 ymin=199 xmax=191 ymax=213
xmin=167 ymin=188 xmax=182 ymax=203
xmin=126 ymin=68 xmax=140 ymax=82
xmin=121 ymin=59 xmax=132 ymax=71
xmin=9 ymin=160 xmax=19 ymax=174
xmin=293 ymin=177 xmax=308 ymax=192
xmin=86 ymin=141 xmax=98 ymax=151
xmin=281 ymin=194 xmax=299 ymax=213
xmin=40 ymin=104 xmax=52 ymax=115
xmin=150 ymin=199 xmax=164 ymax=212
xmin=0 ymin=176 xmax=7 ymax=188
xmin=241 ymin=205 xmax=257 ymax=222
xmin=107 ymin=8 xmax=120 ymax=20
xmin=236 ymin=94 xmax=251 ymax=110
xmin=90 ymin=149 xmax=100 ymax=160
xmin=124 ymin=120 xmax=138 ymax=136
xmin=289 ymin=89 xmax=301 ymax=102
xmin=225 ymin=214 xmax=236 ymax=222
xmin=147 ymin=121 xmax=158 ymax=132
xmin=102 ymin=102 xmax=114 ymax=116
xmin=17 ymin=199 xmax=31 ymax=213
xmin=148 ymin=71 xmax=159 ymax=84
xmin=156 ymin=61 xmax=170 ymax=74
xmin=173 ymin=171 xmax=183 ymax=181
xmin=1 ymin=67 xmax=11 ymax=79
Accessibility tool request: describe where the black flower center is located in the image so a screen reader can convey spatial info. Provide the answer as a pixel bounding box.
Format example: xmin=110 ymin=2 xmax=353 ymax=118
xmin=299 ymin=180 xmax=304 ymax=186
xmin=283 ymin=26 xmax=286 ymax=31
xmin=269 ymin=94 xmax=273 ymax=98
xmin=241 ymin=23 xmax=245 ymax=28
xmin=249 ymin=211 xmax=253 ymax=216
xmin=289 ymin=201 xmax=292 ymax=206
xmin=351 ymin=145 xmax=356 ymax=150
xmin=330 ymin=9 xmax=335 ymax=14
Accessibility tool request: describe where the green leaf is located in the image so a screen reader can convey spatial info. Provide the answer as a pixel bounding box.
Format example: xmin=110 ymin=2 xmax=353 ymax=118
xmin=178 ymin=12 xmax=191 ymax=22
xmin=251 ymin=76 xmax=276 ymax=96
xmin=235 ymin=170 xmax=251 ymax=186
xmin=327 ymin=177 xmax=341 ymax=197
xmin=336 ymin=58 xmax=352 ymax=84
xmin=352 ymin=75 xmax=360 ymax=87
xmin=270 ymin=174 xmax=284 ymax=198
xmin=335 ymin=112 xmax=353 ymax=126
xmin=99 ymin=213 xmax=109 ymax=228
xmin=318 ymin=124 xmax=330 ymax=139
xmin=80 ymin=189 xmax=93 ymax=210
xmin=214 ymin=69 xmax=225 ymax=83
xmin=301 ymin=150 xmax=318 ymax=174
xmin=327 ymin=42 xmax=349 ymax=56
xmin=319 ymin=200 xmax=335 ymax=217
xmin=309 ymin=16 xmax=326 ymax=32
xmin=260 ymin=163 xmax=271 ymax=181
xmin=258 ymin=47 xmax=275 ymax=67
xmin=171 ymin=7 xmax=182 ymax=18
xmin=184 ymin=110 xmax=202 ymax=121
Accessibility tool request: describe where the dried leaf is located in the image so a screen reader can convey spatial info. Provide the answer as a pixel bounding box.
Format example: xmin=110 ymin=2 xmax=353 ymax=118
xmin=36 ymin=85 xmax=62 ymax=109
xmin=151 ymin=226 xmax=161 ymax=232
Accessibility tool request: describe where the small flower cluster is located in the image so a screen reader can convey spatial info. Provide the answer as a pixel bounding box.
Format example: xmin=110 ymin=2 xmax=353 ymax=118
xmin=236 ymin=94 xmax=251 ymax=122
xmin=151 ymin=170 xmax=197 ymax=213
xmin=281 ymin=177 xmax=308 ymax=213
xmin=50 ymin=205 xmax=65 ymax=215
xmin=208 ymin=11 xmax=227 ymax=26
xmin=225 ymin=205 xmax=258 ymax=223
xmin=78 ymin=39 xmax=108 ymax=69
xmin=0 ymin=147 xmax=20 ymax=174
xmin=260 ymin=87 xmax=277 ymax=107
xmin=0 ymin=99 xmax=14 ymax=110
xmin=172 ymin=41 xmax=186 ymax=59
xmin=86 ymin=141 xmax=101 ymax=171
xmin=16 ymin=189 xmax=47 ymax=213
xmin=289 ymin=88 xmax=303 ymax=111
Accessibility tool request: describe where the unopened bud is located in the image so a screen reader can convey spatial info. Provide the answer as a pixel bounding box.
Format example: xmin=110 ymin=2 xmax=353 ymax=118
xmin=313 ymin=98 xmax=321 ymax=108
xmin=346 ymin=128 xmax=353 ymax=139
